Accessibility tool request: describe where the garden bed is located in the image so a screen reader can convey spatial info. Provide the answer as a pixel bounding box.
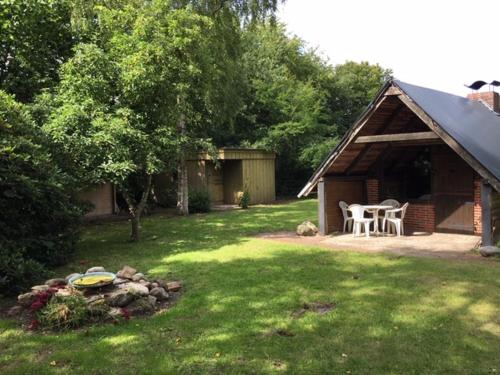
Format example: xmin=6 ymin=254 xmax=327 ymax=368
xmin=7 ymin=265 xmax=182 ymax=331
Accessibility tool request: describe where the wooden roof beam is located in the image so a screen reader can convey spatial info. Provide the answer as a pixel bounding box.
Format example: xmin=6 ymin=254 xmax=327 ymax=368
xmin=344 ymin=104 xmax=406 ymax=175
xmin=355 ymin=131 xmax=440 ymax=144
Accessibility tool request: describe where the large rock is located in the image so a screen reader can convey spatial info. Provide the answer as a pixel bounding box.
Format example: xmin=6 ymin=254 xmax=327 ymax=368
xmin=105 ymin=290 xmax=136 ymax=307
xmin=154 ymin=279 xmax=167 ymax=289
xmin=127 ymin=298 xmax=155 ymax=315
xmin=139 ymin=279 xmax=151 ymax=289
xmin=113 ymin=277 xmax=129 ymax=286
xmin=18 ymin=292 xmax=37 ymax=307
xmin=479 ymin=246 xmax=500 ymax=257
xmin=45 ymin=278 xmax=67 ymax=287
xmin=116 ymin=266 xmax=137 ymax=279
xmin=86 ymin=266 xmax=106 ymax=273
xmin=150 ymin=287 xmax=169 ymax=300
xmin=56 ymin=287 xmax=75 ymax=297
xmin=132 ymin=273 xmax=147 ymax=282
xmin=107 ymin=307 xmax=124 ymax=320
xmin=166 ymin=281 xmax=182 ymax=292
xmin=117 ymin=282 xmax=149 ymax=297
xmin=147 ymin=295 xmax=157 ymax=307
xmin=31 ymin=285 xmax=49 ymax=292
xmin=296 ymin=221 xmax=318 ymax=236
xmin=88 ymin=299 xmax=110 ymax=316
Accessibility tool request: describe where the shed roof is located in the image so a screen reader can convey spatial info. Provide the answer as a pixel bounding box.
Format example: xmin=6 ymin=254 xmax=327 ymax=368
xmin=298 ymin=80 xmax=500 ymax=196
xmin=188 ymin=147 xmax=276 ymax=161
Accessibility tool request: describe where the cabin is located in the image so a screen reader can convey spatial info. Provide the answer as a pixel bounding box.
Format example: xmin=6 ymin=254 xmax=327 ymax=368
xmin=81 ymin=148 xmax=276 ymax=216
xmin=186 ymin=148 xmax=276 ymax=205
xmin=80 ymin=183 xmax=117 ymax=218
xmin=299 ymin=80 xmax=500 ymax=246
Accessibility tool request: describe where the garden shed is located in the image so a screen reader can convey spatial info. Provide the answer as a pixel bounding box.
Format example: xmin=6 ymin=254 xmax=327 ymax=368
xmin=79 ymin=183 xmax=117 ymax=217
xmin=299 ymin=80 xmax=500 ymax=246
xmin=187 ymin=148 xmax=276 ymax=205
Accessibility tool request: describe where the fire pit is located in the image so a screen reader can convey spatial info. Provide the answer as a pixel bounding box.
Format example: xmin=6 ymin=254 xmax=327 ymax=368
xmin=69 ymin=272 xmax=116 ymax=289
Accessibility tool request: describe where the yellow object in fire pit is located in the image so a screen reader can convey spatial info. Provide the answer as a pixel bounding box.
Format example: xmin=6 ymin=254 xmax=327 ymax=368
xmin=70 ymin=272 xmax=115 ymax=288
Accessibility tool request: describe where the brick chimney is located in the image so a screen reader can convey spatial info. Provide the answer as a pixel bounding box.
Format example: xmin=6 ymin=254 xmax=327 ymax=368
xmin=467 ymin=91 xmax=500 ymax=112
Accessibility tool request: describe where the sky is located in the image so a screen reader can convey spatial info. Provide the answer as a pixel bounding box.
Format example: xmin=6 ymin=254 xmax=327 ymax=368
xmin=278 ymin=0 xmax=500 ymax=96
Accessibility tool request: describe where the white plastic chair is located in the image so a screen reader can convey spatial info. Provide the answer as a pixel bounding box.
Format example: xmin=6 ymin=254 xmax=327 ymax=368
xmin=382 ymin=202 xmax=409 ymax=236
xmin=339 ymin=201 xmax=353 ymax=233
xmin=377 ymin=199 xmax=401 ymax=226
xmin=380 ymin=199 xmax=400 ymax=209
xmin=349 ymin=204 xmax=375 ymax=237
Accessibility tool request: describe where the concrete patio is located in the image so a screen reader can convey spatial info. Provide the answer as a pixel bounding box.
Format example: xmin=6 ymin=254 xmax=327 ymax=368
xmin=258 ymin=231 xmax=484 ymax=261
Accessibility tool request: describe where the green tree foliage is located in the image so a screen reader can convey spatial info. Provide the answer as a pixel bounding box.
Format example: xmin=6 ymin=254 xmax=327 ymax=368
xmin=43 ymin=0 xmax=282 ymax=239
xmin=0 ymin=0 xmax=74 ymax=102
xmin=329 ymin=61 xmax=393 ymax=136
xmin=44 ymin=2 xmax=230 ymax=240
xmin=0 ymin=91 xmax=83 ymax=295
xmin=218 ymin=24 xmax=391 ymax=195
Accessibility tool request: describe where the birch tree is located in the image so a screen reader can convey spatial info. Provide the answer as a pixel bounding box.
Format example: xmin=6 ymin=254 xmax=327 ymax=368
xmin=45 ymin=3 xmax=215 ymax=241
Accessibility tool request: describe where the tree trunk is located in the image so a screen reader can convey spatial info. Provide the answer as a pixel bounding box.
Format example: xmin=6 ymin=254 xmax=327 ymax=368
xmin=130 ymin=214 xmax=141 ymax=242
xmin=177 ymin=113 xmax=189 ymax=216
xmin=124 ymin=174 xmax=152 ymax=242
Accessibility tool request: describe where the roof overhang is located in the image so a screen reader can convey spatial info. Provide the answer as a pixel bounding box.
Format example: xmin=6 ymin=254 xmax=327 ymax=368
xmin=188 ymin=148 xmax=276 ymax=161
xmin=298 ymin=80 xmax=500 ymax=197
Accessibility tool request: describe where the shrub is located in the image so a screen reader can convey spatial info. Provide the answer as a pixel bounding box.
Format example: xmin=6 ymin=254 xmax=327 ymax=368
xmin=0 ymin=247 xmax=49 ymax=295
xmin=37 ymin=294 xmax=89 ymax=330
xmin=189 ymin=189 xmax=211 ymax=213
xmin=239 ymin=190 xmax=250 ymax=209
xmin=0 ymin=91 xmax=84 ymax=295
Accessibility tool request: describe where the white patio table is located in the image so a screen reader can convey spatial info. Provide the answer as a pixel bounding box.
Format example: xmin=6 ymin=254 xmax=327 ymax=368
xmin=362 ymin=205 xmax=393 ymax=235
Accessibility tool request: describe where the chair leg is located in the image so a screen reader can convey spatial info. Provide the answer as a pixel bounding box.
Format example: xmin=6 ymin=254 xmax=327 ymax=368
xmin=382 ymin=218 xmax=386 ymax=233
xmin=348 ymin=220 xmax=352 ymax=232
xmin=343 ymin=220 xmax=347 ymax=233
xmin=395 ymin=221 xmax=401 ymax=237
xmin=364 ymin=222 xmax=370 ymax=237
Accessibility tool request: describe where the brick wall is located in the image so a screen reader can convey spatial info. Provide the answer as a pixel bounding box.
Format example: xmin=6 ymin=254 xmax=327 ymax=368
xmin=474 ymin=179 xmax=482 ymax=235
xmin=404 ymin=202 xmax=435 ymax=233
xmin=366 ymin=179 xmax=379 ymax=204
xmin=324 ymin=179 xmax=365 ymax=233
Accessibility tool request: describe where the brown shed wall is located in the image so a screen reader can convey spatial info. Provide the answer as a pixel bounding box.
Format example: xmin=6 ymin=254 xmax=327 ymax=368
xmin=80 ymin=183 xmax=115 ymax=217
xmin=242 ymin=158 xmax=276 ymax=204
xmin=206 ymin=162 xmax=224 ymax=204
xmin=186 ymin=149 xmax=276 ymax=205
xmin=187 ymin=160 xmax=207 ymax=190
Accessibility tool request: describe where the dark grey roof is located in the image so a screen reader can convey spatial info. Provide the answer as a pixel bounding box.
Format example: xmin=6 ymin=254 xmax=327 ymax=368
xmin=394 ymin=80 xmax=500 ymax=183
xmin=298 ymin=80 xmax=500 ymax=197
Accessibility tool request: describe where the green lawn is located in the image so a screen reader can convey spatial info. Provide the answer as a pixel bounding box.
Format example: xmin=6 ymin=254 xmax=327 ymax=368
xmin=1 ymin=199 xmax=500 ymax=374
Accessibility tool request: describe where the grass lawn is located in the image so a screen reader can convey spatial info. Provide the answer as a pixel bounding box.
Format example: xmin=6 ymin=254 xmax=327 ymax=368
xmin=1 ymin=199 xmax=500 ymax=374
